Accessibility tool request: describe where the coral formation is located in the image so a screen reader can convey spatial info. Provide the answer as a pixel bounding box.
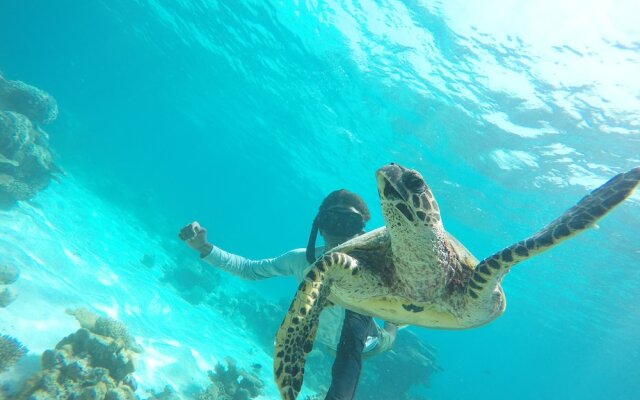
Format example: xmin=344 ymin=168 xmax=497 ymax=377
xmin=11 ymin=309 xmax=141 ymax=400
xmin=0 ymin=111 xmax=57 ymax=205
xmin=66 ymin=307 xmax=143 ymax=354
xmin=196 ymin=358 xmax=264 ymax=400
xmin=94 ymin=315 xmax=143 ymax=355
xmin=0 ymin=74 xmax=58 ymax=124
xmin=0 ymin=73 xmax=60 ymax=206
xmin=66 ymin=306 xmax=99 ymax=330
xmin=0 ymin=334 xmax=28 ymax=373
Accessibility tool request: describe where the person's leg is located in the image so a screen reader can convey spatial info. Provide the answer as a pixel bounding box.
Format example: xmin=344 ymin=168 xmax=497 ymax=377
xmin=325 ymin=310 xmax=375 ymax=400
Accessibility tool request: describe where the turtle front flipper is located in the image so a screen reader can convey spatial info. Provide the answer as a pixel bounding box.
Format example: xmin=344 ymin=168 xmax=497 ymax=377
xmin=468 ymin=167 xmax=640 ymax=301
xmin=274 ymin=252 xmax=360 ymax=400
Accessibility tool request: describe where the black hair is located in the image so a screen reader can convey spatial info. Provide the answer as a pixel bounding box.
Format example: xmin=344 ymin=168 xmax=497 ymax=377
xmin=306 ymin=189 xmax=370 ymax=264
xmin=317 ymin=189 xmax=371 ymax=222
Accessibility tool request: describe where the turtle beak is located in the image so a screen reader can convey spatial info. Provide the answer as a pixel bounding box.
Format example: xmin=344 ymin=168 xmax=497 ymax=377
xmin=376 ymin=163 xmax=404 ymax=201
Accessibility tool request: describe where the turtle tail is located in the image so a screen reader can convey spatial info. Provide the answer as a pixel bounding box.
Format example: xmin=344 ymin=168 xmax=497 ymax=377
xmin=467 ymin=167 xmax=640 ymax=300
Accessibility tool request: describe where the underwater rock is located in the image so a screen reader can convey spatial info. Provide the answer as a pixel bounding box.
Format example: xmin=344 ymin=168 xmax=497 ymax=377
xmin=196 ymin=357 xmax=264 ymax=400
xmin=12 ymin=315 xmax=139 ymax=400
xmin=0 ymin=74 xmax=58 ymax=125
xmin=0 ymin=334 xmax=28 ymax=373
xmin=0 ymin=110 xmax=57 ymax=206
xmin=0 ymin=264 xmax=19 ymax=285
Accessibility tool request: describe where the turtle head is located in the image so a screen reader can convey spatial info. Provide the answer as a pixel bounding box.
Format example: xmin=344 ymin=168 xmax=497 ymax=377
xmin=376 ymin=163 xmax=445 ymax=255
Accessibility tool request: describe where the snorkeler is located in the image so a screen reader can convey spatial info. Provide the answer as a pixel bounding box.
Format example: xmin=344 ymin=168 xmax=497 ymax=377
xmin=179 ymin=189 xmax=399 ymax=400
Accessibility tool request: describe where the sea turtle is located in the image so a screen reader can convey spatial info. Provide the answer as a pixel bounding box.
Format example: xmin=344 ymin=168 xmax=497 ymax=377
xmin=274 ymin=163 xmax=640 ymax=399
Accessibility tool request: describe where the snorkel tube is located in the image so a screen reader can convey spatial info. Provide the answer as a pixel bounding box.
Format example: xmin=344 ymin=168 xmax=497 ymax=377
xmin=305 ymin=205 xmax=365 ymax=264
xmin=305 ymin=216 xmax=320 ymax=264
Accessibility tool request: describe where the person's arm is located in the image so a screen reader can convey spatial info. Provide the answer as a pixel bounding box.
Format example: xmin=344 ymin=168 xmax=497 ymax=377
xmin=178 ymin=221 xmax=305 ymax=280
xmin=362 ymin=321 xmax=401 ymax=359
xmin=382 ymin=321 xmax=399 ymax=343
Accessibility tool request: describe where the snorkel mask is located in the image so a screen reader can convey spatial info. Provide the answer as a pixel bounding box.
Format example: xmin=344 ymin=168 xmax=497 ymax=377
xmin=306 ymin=205 xmax=365 ymax=263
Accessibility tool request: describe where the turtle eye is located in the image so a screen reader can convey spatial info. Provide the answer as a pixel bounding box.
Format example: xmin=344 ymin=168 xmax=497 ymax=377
xmin=402 ymin=172 xmax=425 ymax=193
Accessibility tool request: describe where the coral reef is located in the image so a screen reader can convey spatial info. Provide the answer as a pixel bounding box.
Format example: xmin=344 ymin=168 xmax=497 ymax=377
xmin=0 ymin=73 xmax=60 ymax=207
xmin=0 ymin=264 xmax=20 ymax=308
xmin=11 ymin=309 xmax=140 ymax=400
xmin=0 ymin=111 xmax=57 ymax=205
xmin=0 ymin=334 xmax=28 ymax=373
xmin=196 ymin=358 xmax=264 ymax=400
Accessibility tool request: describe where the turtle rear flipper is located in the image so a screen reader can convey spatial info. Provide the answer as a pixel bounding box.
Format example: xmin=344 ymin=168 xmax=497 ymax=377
xmin=274 ymin=252 xmax=360 ymax=400
xmin=468 ymin=167 xmax=640 ymax=300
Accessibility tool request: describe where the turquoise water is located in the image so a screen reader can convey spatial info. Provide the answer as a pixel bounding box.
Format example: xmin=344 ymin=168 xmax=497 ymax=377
xmin=1 ymin=1 xmax=639 ymax=399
